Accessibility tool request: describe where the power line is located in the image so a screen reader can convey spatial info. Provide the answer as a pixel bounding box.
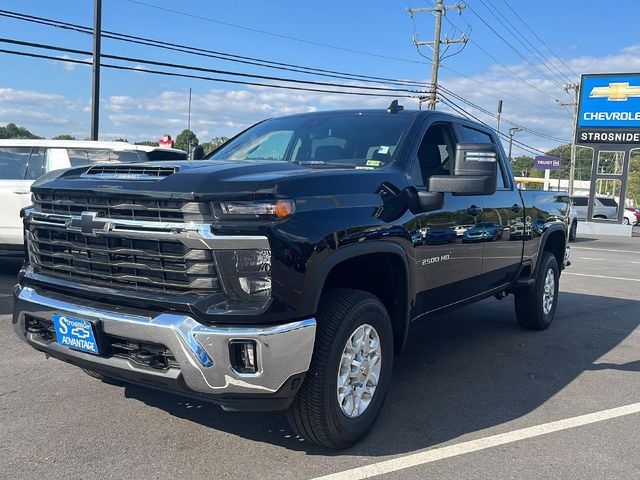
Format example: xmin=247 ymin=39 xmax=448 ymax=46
xmin=438 ymin=84 xmax=570 ymax=143
xmin=0 ymin=9 xmax=428 ymax=88
xmin=427 ymin=5 xmax=570 ymax=111
xmin=0 ymin=47 xmax=417 ymax=98
xmin=467 ymin=39 xmax=561 ymax=102
xmin=124 ymin=0 xmax=426 ymax=65
xmin=498 ymin=0 xmax=580 ymax=78
xmin=472 ymin=0 xmax=574 ymax=84
xmin=438 ymin=92 xmax=548 ymax=156
xmin=462 ymin=1 xmax=567 ymax=91
xmin=0 ymin=37 xmax=423 ymax=95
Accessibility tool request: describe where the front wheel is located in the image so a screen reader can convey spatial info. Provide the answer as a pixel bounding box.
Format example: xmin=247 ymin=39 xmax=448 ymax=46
xmin=286 ymin=289 xmax=393 ymax=449
xmin=514 ymin=252 xmax=560 ymax=330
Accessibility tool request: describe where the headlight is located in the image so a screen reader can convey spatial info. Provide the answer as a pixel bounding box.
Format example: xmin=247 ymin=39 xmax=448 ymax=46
xmin=214 ymin=200 xmax=295 ymax=219
xmin=215 ymin=249 xmax=272 ymax=301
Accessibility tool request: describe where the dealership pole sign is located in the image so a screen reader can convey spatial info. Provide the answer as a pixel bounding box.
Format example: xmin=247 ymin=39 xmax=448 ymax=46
xmin=577 ymin=73 xmax=640 ymax=144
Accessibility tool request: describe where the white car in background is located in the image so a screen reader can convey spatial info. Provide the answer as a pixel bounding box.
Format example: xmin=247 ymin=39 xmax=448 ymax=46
xmin=0 ymin=140 xmax=186 ymax=256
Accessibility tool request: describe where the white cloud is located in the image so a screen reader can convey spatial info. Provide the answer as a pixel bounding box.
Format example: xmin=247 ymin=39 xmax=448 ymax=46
xmin=4 ymin=43 xmax=640 ymax=149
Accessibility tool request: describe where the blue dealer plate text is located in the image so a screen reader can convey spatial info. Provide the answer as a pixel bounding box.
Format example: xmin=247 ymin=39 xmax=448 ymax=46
xmin=53 ymin=314 xmax=100 ymax=355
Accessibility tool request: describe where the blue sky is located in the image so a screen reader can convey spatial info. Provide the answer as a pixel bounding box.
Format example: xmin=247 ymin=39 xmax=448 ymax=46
xmin=1 ymin=0 xmax=640 ymax=155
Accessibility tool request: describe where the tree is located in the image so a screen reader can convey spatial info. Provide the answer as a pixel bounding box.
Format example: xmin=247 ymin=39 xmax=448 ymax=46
xmin=0 ymin=123 xmax=42 ymax=139
xmin=174 ymin=129 xmax=199 ymax=152
xmin=201 ymin=136 xmax=229 ymax=155
xmin=135 ymin=140 xmax=159 ymax=147
xmin=52 ymin=134 xmax=76 ymax=140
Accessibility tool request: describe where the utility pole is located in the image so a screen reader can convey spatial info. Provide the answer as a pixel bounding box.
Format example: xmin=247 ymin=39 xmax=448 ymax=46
xmin=508 ymin=127 xmax=523 ymax=162
xmin=496 ymin=99 xmax=503 ymax=133
xmin=408 ymin=1 xmax=467 ymax=110
xmin=560 ymin=82 xmax=580 ymax=196
xmin=187 ymin=87 xmax=192 ymax=132
xmin=90 ymin=0 xmax=102 ymax=141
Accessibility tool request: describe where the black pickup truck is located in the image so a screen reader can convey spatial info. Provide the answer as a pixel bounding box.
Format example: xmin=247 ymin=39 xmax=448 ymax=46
xmin=13 ymin=105 xmax=570 ymax=448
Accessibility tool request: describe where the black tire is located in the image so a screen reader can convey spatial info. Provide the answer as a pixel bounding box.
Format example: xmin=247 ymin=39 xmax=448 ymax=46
xmin=623 ymin=217 xmax=630 ymax=225
xmin=514 ymin=252 xmax=559 ymax=330
xmin=286 ymin=288 xmax=393 ymax=449
xmin=569 ymin=221 xmax=577 ymax=241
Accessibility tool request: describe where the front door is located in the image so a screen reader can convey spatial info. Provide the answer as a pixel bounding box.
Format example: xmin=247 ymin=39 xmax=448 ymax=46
xmin=406 ymin=121 xmax=486 ymax=317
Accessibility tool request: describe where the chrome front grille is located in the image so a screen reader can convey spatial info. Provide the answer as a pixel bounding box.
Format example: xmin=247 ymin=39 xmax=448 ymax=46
xmin=25 ymin=193 xmax=224 ymax=296
xmin=32 ymin=191 xmax=210 ymax=223
xmin=28 ymin=226 xmax=220 ymax=295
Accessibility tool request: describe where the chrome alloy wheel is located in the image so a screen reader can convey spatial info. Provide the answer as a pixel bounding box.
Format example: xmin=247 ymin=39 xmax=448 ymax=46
xmin=542 ymin=268 xmax=555 ymax=315
xmin=336 ymin=324 xmax=382 ymax=418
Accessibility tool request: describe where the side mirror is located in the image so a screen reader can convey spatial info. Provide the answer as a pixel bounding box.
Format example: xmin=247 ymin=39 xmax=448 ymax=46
xmin=191 ymin=145 xmax=205 ymax=160
xmin=428 ymin=143 xmax=498 ymax=195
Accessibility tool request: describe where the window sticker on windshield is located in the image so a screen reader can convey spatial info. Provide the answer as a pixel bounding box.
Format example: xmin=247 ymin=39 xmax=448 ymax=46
xmin=378 ymin=146 xmax=390 ymax=154
xmin=356 ymin=166 xmax=374 ymax=170
xmin=366 ymin=160 xmax=381 ymax=167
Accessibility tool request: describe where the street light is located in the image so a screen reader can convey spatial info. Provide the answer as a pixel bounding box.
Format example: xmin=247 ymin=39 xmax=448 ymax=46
xmin=508 ymin=127 xmax=523 ymax=162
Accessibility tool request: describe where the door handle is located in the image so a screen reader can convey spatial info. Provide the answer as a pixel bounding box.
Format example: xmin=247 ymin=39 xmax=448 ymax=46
xmin=511 ymin=204 xmax=522 ymax=213
xmin=466 ymin=205 xmax=483 ymax=216
xmin=13 ymin=190 xmax=31 ymax=195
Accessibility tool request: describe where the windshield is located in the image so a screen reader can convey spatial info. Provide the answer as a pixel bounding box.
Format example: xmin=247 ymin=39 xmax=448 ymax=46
xmin=209 ymin=114 xmax=412 ymax=169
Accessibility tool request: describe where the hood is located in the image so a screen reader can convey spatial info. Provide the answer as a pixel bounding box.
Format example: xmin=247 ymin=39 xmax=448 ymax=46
xmin=31 ymin=159 xmax=407 ymax=201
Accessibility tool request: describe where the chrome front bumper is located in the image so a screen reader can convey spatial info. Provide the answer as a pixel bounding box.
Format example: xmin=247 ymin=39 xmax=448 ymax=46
xmin=13 ymin=285 xmax=316 ymax=400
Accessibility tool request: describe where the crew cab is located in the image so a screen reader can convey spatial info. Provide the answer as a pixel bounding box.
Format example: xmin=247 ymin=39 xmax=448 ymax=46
xmin=12 ymin=106 xmax=570 ymax=449
xmin=0 ymin=140 xmax=186 ymax=256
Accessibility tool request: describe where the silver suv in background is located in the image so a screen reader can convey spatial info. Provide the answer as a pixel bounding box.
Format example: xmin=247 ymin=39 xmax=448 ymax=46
xmin=0 ymin=140 xmax=186 ymax=256
xmin=571 ymin=196 xmax=619 ymax=221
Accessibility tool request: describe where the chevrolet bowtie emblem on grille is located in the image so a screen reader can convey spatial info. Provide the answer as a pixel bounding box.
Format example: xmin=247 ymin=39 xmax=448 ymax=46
xmin=588 ymin=82 xmax=640 ymax=101
xmin=66 ymin=212 xmax=112 ymax=237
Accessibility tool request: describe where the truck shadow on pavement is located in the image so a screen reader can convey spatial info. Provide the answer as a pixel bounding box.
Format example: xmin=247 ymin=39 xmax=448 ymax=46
xmin=122 ymin=290 xmax=640 ymax=456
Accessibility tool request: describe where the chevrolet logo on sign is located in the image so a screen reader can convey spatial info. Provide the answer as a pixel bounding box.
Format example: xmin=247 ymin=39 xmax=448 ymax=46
xmin=588 ymin=82 xmax=640 ymax=102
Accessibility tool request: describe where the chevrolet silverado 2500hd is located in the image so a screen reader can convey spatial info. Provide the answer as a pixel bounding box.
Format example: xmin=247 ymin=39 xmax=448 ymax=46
xmin=13 ymin=106 xmax=570 ymax=449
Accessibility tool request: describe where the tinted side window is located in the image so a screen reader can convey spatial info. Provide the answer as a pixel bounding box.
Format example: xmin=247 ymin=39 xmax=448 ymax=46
xmin=412 ymin=123 xmax=455 ymax=186
xmin=461 ymin=126 xmax=492 ymax=143
xmin=86 ymin=149 xmax=111 ymax=164
xmin=67 ymin=149 xmax=113 ymax=166
xmin=597 ymin=197 xmax=618 ymax=207
xmin=25 ymin=148 xmax=46 ymax=180
xmin=110 ymin=150 xmax=142 ymax=163
xmin=461 ymin=125 xmax=507 ymax=188
xmin=572 ymin=197 xmax=588 ymax=207
xmin=145 ymin=150 xmax=187 ymax=161
xmin=67 ymin=149 xmax=89 ymax=167
xmin=0 ymin=147 xmax=31 ymax=179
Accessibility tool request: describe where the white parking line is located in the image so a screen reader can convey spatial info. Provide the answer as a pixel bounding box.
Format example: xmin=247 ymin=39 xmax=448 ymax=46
xmin=310 ymin=403 xmax=640 ymax=480
xmin=572 ymin=246 xmax=640 ymax=255
xmin=564 ymin=272 xmax=640 ymax=282
xmin=577 ymin=257 xmax=606 ymax=261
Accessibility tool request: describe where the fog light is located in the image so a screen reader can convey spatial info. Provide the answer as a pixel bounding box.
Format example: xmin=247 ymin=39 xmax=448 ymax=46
xmin=229 ymin=340 xmax=258 ymax=374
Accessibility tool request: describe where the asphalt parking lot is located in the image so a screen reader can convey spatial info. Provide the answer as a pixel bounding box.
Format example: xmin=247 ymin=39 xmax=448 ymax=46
xmin=1 ymin=234 xmax=639 ymax=480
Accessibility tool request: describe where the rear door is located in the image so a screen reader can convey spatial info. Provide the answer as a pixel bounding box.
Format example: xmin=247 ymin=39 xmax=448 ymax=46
xmin=0 ymin=147 xmax=45 ymax=247
xmin=458 ymin=125 xmax=524 ymax=288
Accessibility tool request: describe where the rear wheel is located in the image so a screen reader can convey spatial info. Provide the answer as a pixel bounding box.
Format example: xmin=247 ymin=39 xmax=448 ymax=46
xmin=286 ymin=289 xmax=393 ymax=449
xmin=623 ymin=217 xmax=630 ymax=225
xmin=514 ymin=252 xmax=559 ymax=330
xmin=569 ymin=221 xmax=577 ymax=241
